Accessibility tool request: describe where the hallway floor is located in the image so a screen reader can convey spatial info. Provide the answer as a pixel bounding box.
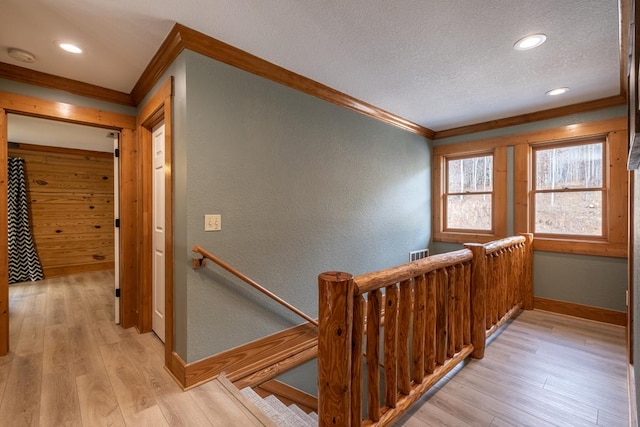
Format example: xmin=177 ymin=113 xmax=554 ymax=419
xmin=394 ymin=309 xmax=629 ymax=426
xmin=0 ymin=271 xmax=630 ymax=426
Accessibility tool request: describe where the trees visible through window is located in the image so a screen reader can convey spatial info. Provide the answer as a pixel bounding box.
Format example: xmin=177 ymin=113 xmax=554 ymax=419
xmin=445 ymin=154 xmax=493 ymax=231
xmin=532 ymin=140 xmax=604 ymax=237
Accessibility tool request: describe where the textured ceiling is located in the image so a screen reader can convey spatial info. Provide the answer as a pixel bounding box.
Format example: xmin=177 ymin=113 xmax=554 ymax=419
xmin=0 ymin=0 xmax=622 ymax=132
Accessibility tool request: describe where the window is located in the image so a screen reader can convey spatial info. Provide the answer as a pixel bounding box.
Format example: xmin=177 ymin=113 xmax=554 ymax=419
xmin=444 ymin=154 xmax=493 ymax=231
xmin=513 ymin=121 xmax=628 ymax=257
xmin=531 ymin=140 xmax=605 ymax=238
xmin=432 ymin=147 xmax=507 ymax=244
xmin=433 ymin=118 xmax=626 ymax=255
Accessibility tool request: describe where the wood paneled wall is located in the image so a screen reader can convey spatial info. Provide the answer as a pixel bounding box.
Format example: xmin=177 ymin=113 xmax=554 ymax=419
xmin=8 ymin=143 xmax=114 ymax=277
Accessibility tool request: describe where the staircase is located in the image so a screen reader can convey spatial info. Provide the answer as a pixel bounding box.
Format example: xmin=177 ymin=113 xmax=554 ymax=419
xmin=241 ymin=386 xmax=318 ymax=427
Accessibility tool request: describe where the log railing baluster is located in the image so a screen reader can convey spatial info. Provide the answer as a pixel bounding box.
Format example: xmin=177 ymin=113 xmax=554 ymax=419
xmin=435 ymin=268 xmax=448 ymax=365
xmin=412 ymin=274 xmax=427 ymax=382
xmin=398 ymin=280 xmax=412 ymax=395
xmin=462 ymin=261 xmax=471 ymax=345
xmin=366 ymin=289 xmax=381 ymax=422
xmin=351 ymin=295 xmax=365 ymax=427
xmin=454 ymin=263 xmax=464 ymax=353
xmin=425 ymin=271 xmax=436 ymax=374
xmin=446 ymin=265 xmax=456 ymax=358
xmin=384 ymin=283 xmax=399 ymax=408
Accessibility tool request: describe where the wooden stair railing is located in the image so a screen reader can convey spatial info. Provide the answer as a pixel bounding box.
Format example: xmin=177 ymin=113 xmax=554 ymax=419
xmin=192 ymin=245 xmax=318 ymax=327
xmin=465 ymin=233 xmax=533 ymax=358
xmin=317 ymin=234 xmax=534 ymax=427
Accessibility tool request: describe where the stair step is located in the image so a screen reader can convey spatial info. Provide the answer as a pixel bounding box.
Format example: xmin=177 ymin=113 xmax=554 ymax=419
xmin=264 ymin=394 xmax=314 ymax=427
xmin=240 ymin=386 xmax=318 ymax=426
xmin=288 ymin=403 xmax=317 ymax=425
xmin=241 ymin=387 xmax=290 ymax=426
xmin=241 ymin=387 xmax=311 ymax=427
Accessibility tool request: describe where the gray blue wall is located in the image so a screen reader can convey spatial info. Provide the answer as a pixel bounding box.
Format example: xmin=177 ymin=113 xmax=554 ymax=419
xmin=172 ymin=50 xmax=430 ymax=362
xmin=432 ymin=105 xmax=628 ymax=313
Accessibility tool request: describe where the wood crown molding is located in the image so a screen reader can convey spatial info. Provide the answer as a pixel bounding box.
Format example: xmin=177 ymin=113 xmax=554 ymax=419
xmin=534 ymin=297 xmax=627 ymax=326
xmin=131 ymin=23 xmax=435 ymax=138
xmin=0 ymin=62 xmax=134 ymax=106
xmin=0 ymin=22 xmax=628 ymax=140
xmin=433 ymin=95 xmax=627 ymax=140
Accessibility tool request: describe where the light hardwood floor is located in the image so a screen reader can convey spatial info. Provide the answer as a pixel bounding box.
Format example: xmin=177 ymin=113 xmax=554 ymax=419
xmin=0 ymin=271 xmax=273 ymax=426
xmin=395 ymin=309 xmax=629 ymax=426
xmin=0 ymin=271 xmax=631 ymax=426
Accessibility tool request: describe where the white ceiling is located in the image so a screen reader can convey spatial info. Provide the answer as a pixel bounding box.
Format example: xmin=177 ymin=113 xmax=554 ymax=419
xmin=0 ymin=0 xmax=623 ymax=132
xmin=8 ymin=114 xmax=114 ymax=152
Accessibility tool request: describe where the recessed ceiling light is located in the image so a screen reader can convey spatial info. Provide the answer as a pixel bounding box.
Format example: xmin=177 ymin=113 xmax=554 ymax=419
xmin=546 ymin=87 xmax=570 ymax=96
xmin=514 ymin=34 xmax=547 ymax=51
xmin=58 ymin=42 xmax=83 ymax=54
xmin=7 ymin=47 xmax=36 ymax=63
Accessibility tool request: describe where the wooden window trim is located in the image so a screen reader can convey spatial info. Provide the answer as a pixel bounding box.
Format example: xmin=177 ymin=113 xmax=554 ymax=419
xmin=530 ymin=139 xmax=607 ymax=241
xmin=516 ymin=119 xmax=627 ymax=257
xmin=433 ymin=147 xmax=507 ymax=244
xmin=435 ymin=116 xmax=627 ymax=257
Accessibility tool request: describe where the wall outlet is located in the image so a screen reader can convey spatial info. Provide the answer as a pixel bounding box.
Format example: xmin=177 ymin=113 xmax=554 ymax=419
xmin=205 ymin=214 xmax=221 ymax=231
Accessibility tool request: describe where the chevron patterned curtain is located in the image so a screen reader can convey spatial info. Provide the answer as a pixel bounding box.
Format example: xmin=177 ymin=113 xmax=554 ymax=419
xmin=8 ymin=157 xmax=43 ymax=284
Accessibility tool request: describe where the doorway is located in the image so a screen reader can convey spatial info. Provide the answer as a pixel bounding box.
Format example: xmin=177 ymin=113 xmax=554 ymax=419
xmin=7 ymin=114 xmax=119 ymax=284
xmin=136 ymin=77 xmax=175 ymax=371
xmin=152 ymin=122 xmax=166 ymax=342
xmin=0 ymin=91 xmax=138 ymax=356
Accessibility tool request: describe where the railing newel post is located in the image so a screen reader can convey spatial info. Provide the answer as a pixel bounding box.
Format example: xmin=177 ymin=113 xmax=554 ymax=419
xmin=318 ymin=271 xmax=354 ymax=427
xmin=521 ymin=233 xmax=534 ymax=310
xmin=465 ymin=243 xmax=487 ymax=359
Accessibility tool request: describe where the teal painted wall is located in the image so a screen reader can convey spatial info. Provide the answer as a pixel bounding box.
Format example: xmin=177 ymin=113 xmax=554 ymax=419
xmin=175 ymin=50 xmax=430 ymax=362
xmin=431 ymin=105 xmax=628 ymax=312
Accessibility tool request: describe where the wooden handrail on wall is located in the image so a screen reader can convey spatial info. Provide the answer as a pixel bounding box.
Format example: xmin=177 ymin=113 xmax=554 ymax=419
xmin=317 ymin=234 xmax=534 ymax=427
xmin=192 ymin=245 xmax=318 ymax=327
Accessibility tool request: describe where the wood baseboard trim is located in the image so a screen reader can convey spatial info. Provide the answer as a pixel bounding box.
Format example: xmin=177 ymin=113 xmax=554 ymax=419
xmin=43 ymin=262 xmax=115 ymax=278
xmin=178 ymin=322 xmax=318 ymax=390
xmin=534 ymin=297 xmax=627 ymax=326
xmin=630 ymin=364 xmax=638 ymax=427
xmin=0 ymin=62 xmax=134 ymax=106
xmin=166 ymin=351 xmax=188 ymax=390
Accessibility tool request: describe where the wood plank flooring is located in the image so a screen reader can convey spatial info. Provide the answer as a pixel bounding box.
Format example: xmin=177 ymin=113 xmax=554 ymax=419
xmin=0 ymin=271 xmax=631 ymax=426
xmin=395 ymin=309 xmax=629 ymax=426
xmin=0 ymin=271 xmax=272 ymax=426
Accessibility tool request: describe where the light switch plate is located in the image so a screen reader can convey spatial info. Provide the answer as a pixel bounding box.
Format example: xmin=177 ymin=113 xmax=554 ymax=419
xmin=205 ymin=214 xmax=221 ymax=231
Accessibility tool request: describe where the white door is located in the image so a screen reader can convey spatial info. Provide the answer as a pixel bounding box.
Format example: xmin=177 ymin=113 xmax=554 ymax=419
xmin=113 ymin=133 xmax=121 ymax=324
xmin=152 ymin=123 xmax=166 ymax=342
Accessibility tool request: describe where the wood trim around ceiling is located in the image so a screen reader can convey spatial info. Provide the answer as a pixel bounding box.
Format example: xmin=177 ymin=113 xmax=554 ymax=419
xmin=0 ymin=22 xmax=628 ymax=140
xmin=433 ymin=95 xmax=627 ymax=140
xmin=620 ymin=0 xmax=631 ymax=98
xmin=0 ymin=62 xmax=134 ymax=106
xmin=131 ymin=23 xmax=435 ymax=139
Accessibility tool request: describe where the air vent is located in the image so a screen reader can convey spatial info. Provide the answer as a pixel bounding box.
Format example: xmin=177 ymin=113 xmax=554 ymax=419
xmin=409 ymin=249 xmax=429 ymax=262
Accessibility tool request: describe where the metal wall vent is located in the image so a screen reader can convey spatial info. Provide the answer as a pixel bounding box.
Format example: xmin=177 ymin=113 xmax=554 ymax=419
xmin=409 ymin=249 xmax=429 ymax=262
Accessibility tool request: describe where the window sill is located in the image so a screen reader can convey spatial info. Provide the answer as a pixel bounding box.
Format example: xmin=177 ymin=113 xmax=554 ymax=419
xmin=533 ymin=237 xmax=627 ymax=258
xmin=433 ymin=231 xmax=505 ymax=245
